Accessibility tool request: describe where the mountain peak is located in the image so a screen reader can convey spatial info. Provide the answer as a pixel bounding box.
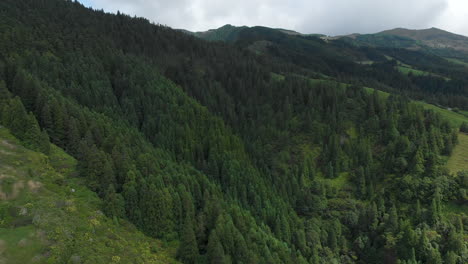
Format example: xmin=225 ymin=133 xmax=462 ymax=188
xmin=379 ymin=27 xmax=467 ymax=40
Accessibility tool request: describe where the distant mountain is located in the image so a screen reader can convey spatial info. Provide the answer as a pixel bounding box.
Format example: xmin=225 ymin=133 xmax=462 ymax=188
xmin=191 ymin=25 xmax=468 ymax=56
xmin=380 ymin=27 xmax=468 ymax=52
xmin=189 ymin=24 xmax=248 ymax=42
xmin=338 ymin=27 xmax=468 ymax=57
xmin=188 ymin=24 xmax=326 ymax=42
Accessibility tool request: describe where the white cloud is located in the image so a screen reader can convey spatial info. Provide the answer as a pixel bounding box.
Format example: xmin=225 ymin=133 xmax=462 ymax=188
xmin=82 ymin=0 xmax=467 ymax=36
xmin=434 ymin=0 xmax=468 ymax=36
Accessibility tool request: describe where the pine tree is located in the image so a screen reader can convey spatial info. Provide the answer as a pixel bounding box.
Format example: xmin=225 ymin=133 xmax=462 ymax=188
xmin=387 ymin=205 xmax=399 ymax=232
xmin=177 ymin=216 xmax=199 ymax=264
xmin=444 ymin=251 xmax=458 ymax=264
xmin=38 ymin=129 xmax=51 ymax=154
xmin=0 ymin=81 xmax=11 ymax=110
xmin=24 ymin=113 xmax=48 ymax=152
xmin=207 ymin=230 xmax=227 ymax=264
xmin=357 ymin=166 xmax=367 ymax=198
xmin=411 ymin=149 xmax=425 ymax=175
xmin=3 ymin=97 xmax=28 ymax=139
xmin=328 ymin=225 xmax=338 ymax=252
xmin=103 ymin=184 xmax=125 ymax=220
xmin=326 ymin=162 xmax=334 ymax=179
xmin=429 ymin=188 xmax=442 ymax=225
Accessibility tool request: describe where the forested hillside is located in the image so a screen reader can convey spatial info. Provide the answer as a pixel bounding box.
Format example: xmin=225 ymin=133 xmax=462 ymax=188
xmin=0 ymin=0 xmax=467 ymax=263
xmin=191 ymin=25 xmax=468 ymax=110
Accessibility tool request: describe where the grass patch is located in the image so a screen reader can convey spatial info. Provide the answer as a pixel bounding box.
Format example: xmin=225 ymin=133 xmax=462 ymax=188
xmin=397 ymin=66 xmax=450 ymax=80
xmin=329 ymin=172 xmax=350 ymax=189
xmin=271 ymin=72 xmax=285 ymax=82
xmin=363 ymin=87 xmax=390 ymax=99
xmin=397 ymin=66 xmax=429 ymax=76
xmin=447 ymin=133 xmax=468 ymax=174
xmin=346 ymin=126 xmax=358 ymax=139
xmin=445 ymin=57 xmax=468 ymax=67
xmin=0 ymin=226 xmax=44 ymax=263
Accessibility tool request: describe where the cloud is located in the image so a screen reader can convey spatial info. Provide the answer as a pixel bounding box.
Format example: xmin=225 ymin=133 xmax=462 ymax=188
xmin=434 ymin=0 xmax=468 ymax=36
xmin=84 ymin=0 xmax=466 ymax=36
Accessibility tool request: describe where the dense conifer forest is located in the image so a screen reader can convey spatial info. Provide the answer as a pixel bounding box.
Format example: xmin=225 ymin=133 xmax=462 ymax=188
xmin=0 ymin=0 xmax=467 ymax=263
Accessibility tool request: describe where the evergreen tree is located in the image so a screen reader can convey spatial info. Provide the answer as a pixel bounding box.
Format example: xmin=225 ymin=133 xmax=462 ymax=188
xmin=177 ymin=216 xmax=199 ymax=264
xmin=207 ymin=230 xmax=228 ymax=264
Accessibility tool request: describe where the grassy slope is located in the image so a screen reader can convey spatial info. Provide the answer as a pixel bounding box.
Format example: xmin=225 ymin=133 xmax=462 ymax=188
xmin=397 ymin=65 xmax=429 ymax=76
xmin=445 ymin=57 xmax=468 ymax=67
xmin=397 ymin=65 xmax=451 ymax=80
xmin=0 ymin=126 xmax=178 ymax=264
xmin=446 ymin=133 xmax=468 ymax=174
xmin=413 ymin=102 xmax=468 ymax=127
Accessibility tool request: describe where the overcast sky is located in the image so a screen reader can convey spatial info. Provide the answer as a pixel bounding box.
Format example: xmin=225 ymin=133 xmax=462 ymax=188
xmin=78 ymin=0 xmax=468 ymax=36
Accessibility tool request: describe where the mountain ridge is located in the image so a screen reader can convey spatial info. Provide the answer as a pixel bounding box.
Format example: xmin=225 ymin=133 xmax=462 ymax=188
xmin=188 ymin=24 xmax=468 ymax=55
xmin=188 ymin=24 xmax=468 ymax=39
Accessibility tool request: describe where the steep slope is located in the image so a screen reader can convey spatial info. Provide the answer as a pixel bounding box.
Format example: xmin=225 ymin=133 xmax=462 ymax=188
xmin=1 ymin=1 xmax=467 ymax=263
xmin=0 ymin=1 xmax=306 ymax=262
xmin=0 ymin=126 xmax=179 ymax=264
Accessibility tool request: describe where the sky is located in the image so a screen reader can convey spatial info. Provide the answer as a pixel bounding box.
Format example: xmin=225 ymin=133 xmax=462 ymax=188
xmin=77 ymin=0 xmax=468 ymax=36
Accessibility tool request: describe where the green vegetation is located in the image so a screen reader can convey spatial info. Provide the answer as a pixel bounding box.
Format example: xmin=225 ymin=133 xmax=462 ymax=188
xmin=413 ymin=102 xmax=468 ymax=127
xmin=397 ymin=65 xmax=451 ymax=81
xmin=397 ymin=65 xmax=431 ymax=76
xmin=364 ymin=87 xmax=468 ymax=127
xmin=0 ymin=1 xmax=467 ymax=263
xmin=0 ymin=127 xmax=178 ymax=263
xmin=446 ymin=57 xmax=468 ymax=67
xmin=447 ymin=133 xmax=468 ymax=173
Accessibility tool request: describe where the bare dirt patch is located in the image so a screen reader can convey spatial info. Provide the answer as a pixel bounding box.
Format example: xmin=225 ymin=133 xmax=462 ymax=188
xmin=0 ymin=140 xmax=16 ymax=150
xmin=0 ymin=239 xmax=5 ymax=255
xmin=0 ymin=149 xmax=14 ymax=156
xmin=27 ymin=180 xmax=42 ymax=193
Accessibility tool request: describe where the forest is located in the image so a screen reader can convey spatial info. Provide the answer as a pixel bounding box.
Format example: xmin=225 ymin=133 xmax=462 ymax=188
xmin=0 ymin=0 xmax=467 ymax=263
